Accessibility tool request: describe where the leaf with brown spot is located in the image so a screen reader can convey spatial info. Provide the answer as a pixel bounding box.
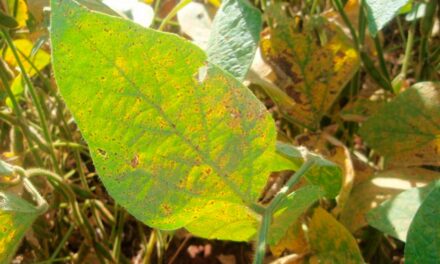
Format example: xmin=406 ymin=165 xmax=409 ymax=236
xmin=308 ymin=207 xmax=364 ymax=263
xmin=261 ymin=5 xmax=359 ymax=129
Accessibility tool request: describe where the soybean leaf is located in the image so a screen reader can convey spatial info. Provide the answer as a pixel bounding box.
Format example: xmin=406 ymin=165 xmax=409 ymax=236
xmin=366 ymin=181 xmax=436 ymax=242
xmin=185 ymin=185 xmax=323 ymax=242
xmin=261 ymin=5 xmax=359 ymax=129
xmin=308 ymin=207 xmax=364 ymax=263
xmin=405 ymin=181 xmax=440 ymax=263
xmin=0 ymin=191 xmax=40 ymax=264
xmin=365 ymin=0 xmax=410 ymax=36
xmin=360 ymin=82 xmax=440 ymax=167
xmin=276 ymin=142 xmax=342 ymax=198
xmin=207 ymin=0 xmax=262 ymax=81
xmin=51 ymin=0 xmax=279 ymax=236
xmin=341 ymin=167 xmax=440 ymax=232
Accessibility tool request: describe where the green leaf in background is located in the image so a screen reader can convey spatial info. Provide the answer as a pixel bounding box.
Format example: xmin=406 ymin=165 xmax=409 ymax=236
xmin=308 ymin=207 xmax=364 ymax=263
xmin=51 ymin=0 xmax=279 ymax=237
xmin=360 ymin=82 xmax=440 ymax=167
xmin=207 ymin=0 xmax=262 ymax=81
xmin=276 ymin=142 xmax=342 ymax=198
xmin=405 ymin=181 xmax=440 ymax=263
xmin=365 ymin=0 xmax=410 ymax=36
xmin=366 ymin=181 xmax=436 ymax=242
xmin=0 ymin=10 xmax=19 ymax=28
xmin=340 ymin=167 xmax=440 ymax=233
xmin=268 ymin=185 xmax=323 ymax=245
xmin=0 ymin=191 xmax=40 ymax=263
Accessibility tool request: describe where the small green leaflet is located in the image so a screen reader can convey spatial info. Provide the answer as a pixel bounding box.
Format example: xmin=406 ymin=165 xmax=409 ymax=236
xmin=365 ymin=0 xmax=410 ymax=36
xmin=207 ymin=0 xmax=262 ymax=81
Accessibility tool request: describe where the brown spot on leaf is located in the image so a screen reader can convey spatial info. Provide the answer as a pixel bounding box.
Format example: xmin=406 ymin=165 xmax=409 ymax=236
xmin=131 ymin=154 xmax=139 ymax=168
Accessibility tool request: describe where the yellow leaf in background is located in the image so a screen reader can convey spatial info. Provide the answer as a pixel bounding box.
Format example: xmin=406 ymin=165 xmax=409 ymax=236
xmin=261 ymin=5 xmax=359 ymax=129
xmin=8 ymin=0 xmax=29 ymax=27
xmin=4 ymin=39 xmax=51 ymax=77
xmin=308 ymin=208 xmax=364 ymax=263
xmin=270 ymin=221 xmax=309 ymax=257
xmin=0 ymin=192 xmax=40 ymax=264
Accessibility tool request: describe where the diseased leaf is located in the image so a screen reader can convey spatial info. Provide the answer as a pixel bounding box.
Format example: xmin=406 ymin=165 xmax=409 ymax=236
xmin=360 ymin=82 xmax=440 ymax=167
xmin=51 ymin=0 xmax=280 ymax=238
xmin=207 ymin=0 xmax=262 ymax=80
xmin=277 ymin=142 xmax=342 ymax=198
xmin=261 ymin=5 xmax=359 ymax=129
xmin=365 ymin=0 xmax=410 ymax=36
xmin=308 ymin=207 xmax=364 ymax=263
xmin=269 ymin=185 xmax=323 ymax=245
xmin=366 ymin=182 xmax=436 ymax=242
xmin=185 ymin=185 xmax=322 ymax=242
xmin=405 ymin=181 xmax=440 ymax=264
xmin=270 ymin=220 xmax=309 ymax=257
xmin=340 ymin=168 xmax=440 ymax=232
xmin=0 ymin=191 xmax=40 ymax=264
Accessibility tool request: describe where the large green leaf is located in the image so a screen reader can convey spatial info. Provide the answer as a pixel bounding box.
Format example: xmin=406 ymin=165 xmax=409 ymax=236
xmin=405 ymin=181 xmax=440 ymax=263
xmin=308 ymin=207 xmax=364 ymax=263
xmin=366 ymin=181 xmax=436 ymax=242
xmin=207 ymin=0 xmax=262 ymax=81
xmin=365 ymin=0 xmax=410 ymax=36
xmin=360 ymin=82 xmax=440 ymax=167
xmin=51 ymin=0 xmax=279 ymax=234
xmin=0 ymin=191 xmax=40 ymax=263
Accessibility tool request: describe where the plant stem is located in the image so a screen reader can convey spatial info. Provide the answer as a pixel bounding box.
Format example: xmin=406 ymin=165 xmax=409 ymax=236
xmin=158 ymin=0 xmax=192 ymax=31
xmin=252 ymin=159 xmax=315 ymax=264
xmin=401 ymin=6 xmax=418 ymax=80
xmin=0 ymin=28 xmax=61 ymax=174
xmin=253 ymin=210 xmax=271 ymax=264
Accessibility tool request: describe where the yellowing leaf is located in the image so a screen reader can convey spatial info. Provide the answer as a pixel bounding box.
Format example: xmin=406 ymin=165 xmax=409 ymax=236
xmin=7 ymin=0 xmax=28 ymax=27
xmin=261 ymin=5 xmax=359 ymax=129
xmin=51 ymin=0 xmax=282 ymax=239
xmin=308 ymin=208 xmax=364 ymax=263
xmin=4 ymin=39 xmax=51 ymax=77
xmin=0 ymin=191 xmax=40 ymax=263
xmin=270 ymin=221 xmax=309 ymax=257
xmin=360 ymin=82 xmax=440 ymax=167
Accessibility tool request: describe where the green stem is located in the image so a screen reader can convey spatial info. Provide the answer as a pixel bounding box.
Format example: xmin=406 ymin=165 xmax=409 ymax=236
xmin=0 ymin=28 xmax=61 ymax=174
xmin=252 ymin=159 xmax=315 ymax=264
xmin=333 ymin=0 xmax=359 ymax=49
xmin=253 ymin=210 xmax=271 ymax=264
xmin=22 ymin=177 xmax=49 ymax=214
xmin=401 ymin=7 xmax=417 ymax=80
xmin=158 ymin=0 xmax=192 ymax=31
xmin=0 ymin=62 xmax=44 ymax=165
